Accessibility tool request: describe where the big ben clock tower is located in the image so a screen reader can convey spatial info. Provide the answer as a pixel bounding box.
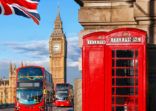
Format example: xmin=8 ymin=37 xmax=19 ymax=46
xmin=49 ymin=12 xmax=67 ymax=86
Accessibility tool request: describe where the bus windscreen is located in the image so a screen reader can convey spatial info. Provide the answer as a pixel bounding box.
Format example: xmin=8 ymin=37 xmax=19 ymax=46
xmin=18 ymin=67 xmax=43 ymax=80
xmin=16 ymin=89 xmax=43 ymax=105
xmin=56 ymin=84 xmax=70 ymax=91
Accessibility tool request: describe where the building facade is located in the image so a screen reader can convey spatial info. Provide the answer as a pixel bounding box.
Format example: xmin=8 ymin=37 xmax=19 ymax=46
xmin=0 ymin=63 xmax=16 ymax=104
xmin=75 ymin=0 xmax=156 ymax=45
xmin=49 ymin=12 xmax=67 ymax=87
xmin=75 ymin=0 xmax=156 ymax=111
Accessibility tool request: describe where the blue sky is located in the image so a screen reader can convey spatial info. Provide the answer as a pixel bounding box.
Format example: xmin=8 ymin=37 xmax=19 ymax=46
xmin=0 ymin=0 xmax=82 ymax=84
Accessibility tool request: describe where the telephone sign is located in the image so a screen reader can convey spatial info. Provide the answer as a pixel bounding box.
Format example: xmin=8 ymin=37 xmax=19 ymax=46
xmin=110 ymin=37 xmax=142 ymax=43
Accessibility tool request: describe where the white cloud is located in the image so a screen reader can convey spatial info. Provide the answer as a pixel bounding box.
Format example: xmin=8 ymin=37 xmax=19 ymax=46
xmin=67 ymin=36 xmax=80 ymax=68
xmin=2 ymin=40 xmax=49 ymax=59
xmin=0 ymin=60 xmax=10 ymax=78
xmin=2 ymin=36 xmax=80 ymax=67
xmin=23 ymin=58 xmax=50 ymax=71
xmin=67 ymin=36 xmax=80 ymax=56
xmin=67 ymin=58 xmax=79 ymax=67
xmin=0 ymin=36 xmax=81 ymax=81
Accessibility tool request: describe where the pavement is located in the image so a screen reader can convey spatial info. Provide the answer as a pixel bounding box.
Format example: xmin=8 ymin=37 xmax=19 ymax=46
xmin=53 ymin=107 xmax=73 ymax=111
xmin=0 ymin=108 xmax=14 ymax=111
xmin=0 ymin=107 xmax=73 ymax=111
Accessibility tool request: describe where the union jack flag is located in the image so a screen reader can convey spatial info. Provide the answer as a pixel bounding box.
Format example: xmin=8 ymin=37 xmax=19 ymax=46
xmin=0 ymin=0 xmax=40 ymax=25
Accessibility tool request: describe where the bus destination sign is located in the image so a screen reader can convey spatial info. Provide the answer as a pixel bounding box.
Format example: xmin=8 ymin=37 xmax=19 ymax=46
xmin=18 ymin=82 xmax=41 ymax=88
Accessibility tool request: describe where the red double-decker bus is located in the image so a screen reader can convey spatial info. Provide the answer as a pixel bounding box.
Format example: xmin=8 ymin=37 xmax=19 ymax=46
xmin=15 ymin=66 xmax=54 ymax=111
xmin=53 ymin=83 xmax=73 ymax=107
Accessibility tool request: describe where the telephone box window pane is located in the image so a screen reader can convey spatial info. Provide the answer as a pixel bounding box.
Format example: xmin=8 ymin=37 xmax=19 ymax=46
xmin=135 ymin=59 xmax=138 ymax=67
xmin=116 ymin=50 xmax=134 ymax=58
xmin=112 ymin=88 xmax=114 ymax=94
xmin=112 ymin=97 xmax=115 ymax=104
xmin=112 ymin=88 xmax=115 ymax=95
xmin=116 ymin=60 xmax=134 ymax=67
xmin=115 ymin=78 xmax=138 ymax=86
xmin=112 ymin=59 xmax=115 ymax=67
xmin=116 ymin=87 xmax=135 ymax=95
xmin=112 ymin=69 xmax=115 ymax=76
xmin=116 ymin=69 xmax=135 ymax=76
xmin=122 ymin=105 xmax=138 ymax=111
xmin=112 ymin=50 xmax=115 ymax=58
xmin=135 ymin=50 xmax=138 ymax=58
xmin=112 ymin=79 xmax=115 ymax=86
xmin=115 ymin=106 xmax=138 ymax=111
xmin=116 ymin=106 xmax=124 ymax=111
xmin=116 ymin=97 xmax=126 ymax=105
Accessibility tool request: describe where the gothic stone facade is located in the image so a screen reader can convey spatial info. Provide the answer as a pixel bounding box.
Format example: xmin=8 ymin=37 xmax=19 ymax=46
xmin=49 ymin=12 xmax=67 ymax=87
xmin=0 ymin=64 xmax=16 ymax=104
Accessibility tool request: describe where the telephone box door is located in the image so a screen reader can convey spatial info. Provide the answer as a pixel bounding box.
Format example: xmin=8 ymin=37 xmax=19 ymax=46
xmin=105 ymin=46 xmax=146 ymax=111
xmin=82 ymin=45 xmax=105 ymax=111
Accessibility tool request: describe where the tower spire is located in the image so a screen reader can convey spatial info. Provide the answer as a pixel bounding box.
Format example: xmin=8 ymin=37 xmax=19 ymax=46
xmin=14 ymin=64 xmax=16 ymax=70
xmin=57 ymin=2 xmax=60 ymax=16
xmin=51 ymin=7 xmax=64 ymax=37
xmin=9 ymin=63 xmax=13 ymax=75
xmin=54 ymin=7 xmax=62 ymax=30
xmin=21 ymin=61 xmax=24 ymax=67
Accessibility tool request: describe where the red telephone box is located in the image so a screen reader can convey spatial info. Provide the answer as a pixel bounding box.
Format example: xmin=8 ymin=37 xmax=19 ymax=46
xmin=82 ymin=28 xmax=147 ymax=111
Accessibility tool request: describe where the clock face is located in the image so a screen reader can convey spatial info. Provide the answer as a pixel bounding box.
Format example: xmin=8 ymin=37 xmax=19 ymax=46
xmin=53 ymin=43 xmax=61 ymax=53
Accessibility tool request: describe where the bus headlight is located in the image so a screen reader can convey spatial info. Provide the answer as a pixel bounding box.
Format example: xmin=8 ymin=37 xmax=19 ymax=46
xmin=39 ymin=106 xmax=44 ymax=111
xmin=15 ymin=106 xmax=20 ymax=111
xmin=66 ymin=101 xmax=69 ymax=104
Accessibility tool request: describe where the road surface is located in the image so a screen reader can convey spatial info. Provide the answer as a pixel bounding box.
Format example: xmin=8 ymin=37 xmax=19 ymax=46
xmin=0 ymin=107 xmax=73 ymax=111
